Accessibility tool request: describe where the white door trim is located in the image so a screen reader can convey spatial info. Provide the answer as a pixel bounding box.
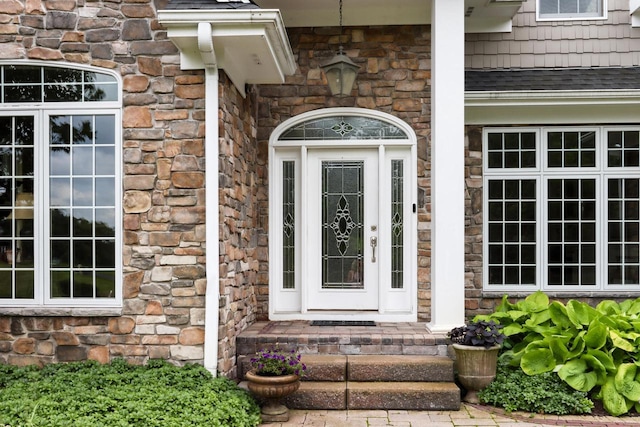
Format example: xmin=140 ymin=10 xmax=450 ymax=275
xmin=268 ymin=107 xmax=418 ymax=322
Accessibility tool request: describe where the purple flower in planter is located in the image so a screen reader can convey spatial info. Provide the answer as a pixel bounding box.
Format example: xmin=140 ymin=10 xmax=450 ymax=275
xmin=250 ymin=347 xmax=307 ymax=377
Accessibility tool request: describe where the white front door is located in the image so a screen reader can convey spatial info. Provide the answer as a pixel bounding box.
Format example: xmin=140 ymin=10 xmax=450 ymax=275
xmin=307 ymin=149 xmax=379 ymax=310
xmin=269 ymin=108 xmax=418 ymax=321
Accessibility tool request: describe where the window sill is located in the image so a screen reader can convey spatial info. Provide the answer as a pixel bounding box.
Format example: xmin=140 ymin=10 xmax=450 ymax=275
xmin=482 ymin=291 xmax=640 ymax=299
xmin=0 ymin=307 xmax=123 ymax=317
xmin=536 ymin=15 xmax=607 ymax=22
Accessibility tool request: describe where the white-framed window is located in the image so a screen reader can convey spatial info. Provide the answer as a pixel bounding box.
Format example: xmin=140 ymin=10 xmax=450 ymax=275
xmin=483 ymin=126 xmax=640 ymax=293
xmin=0 ymin=62 xmax=121 ymax=308
xmin=537 ymin=0 xmax=606 ymax=20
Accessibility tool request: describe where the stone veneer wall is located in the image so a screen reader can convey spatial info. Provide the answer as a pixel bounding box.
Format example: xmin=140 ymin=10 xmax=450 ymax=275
xmin=0 ymin=0 xmax=260 ymax=375
xmin=255 ymin=26 xmax=433 ymax=321
xmin=465 ymin=125 xmax=492 ymax=318
xmin=217 ymin=81 xmax=260 ymax=378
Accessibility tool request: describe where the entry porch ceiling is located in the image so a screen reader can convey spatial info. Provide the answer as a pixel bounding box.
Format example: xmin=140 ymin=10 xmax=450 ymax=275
xmin=254 ymin=0 xmax=525 ymax=33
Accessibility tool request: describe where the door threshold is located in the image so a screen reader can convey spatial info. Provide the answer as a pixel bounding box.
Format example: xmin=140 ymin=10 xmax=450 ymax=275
xmin=269 ymin=311 xmax=417 ymax=322
xmin=310 ymin=320 xmax=377 ymax=326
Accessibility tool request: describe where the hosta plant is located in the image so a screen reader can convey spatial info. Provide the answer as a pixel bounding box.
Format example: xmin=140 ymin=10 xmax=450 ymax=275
xmin=476 ymin=291 xmax=640 ymax=416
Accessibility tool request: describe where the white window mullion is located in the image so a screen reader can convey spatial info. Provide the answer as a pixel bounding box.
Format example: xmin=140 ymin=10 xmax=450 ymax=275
xmin=36 ymin=110 xmax=46 ymax=305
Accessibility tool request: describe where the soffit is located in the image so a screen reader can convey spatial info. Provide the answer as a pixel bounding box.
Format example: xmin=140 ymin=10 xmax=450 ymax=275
xmin=254 ymin=0 xmax=524 ymax=32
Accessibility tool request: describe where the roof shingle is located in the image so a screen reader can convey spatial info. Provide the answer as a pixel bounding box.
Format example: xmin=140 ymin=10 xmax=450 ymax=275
xmin=164 ymin=0 xmax=260 ymax=10
xmin=466 ymin=68 xmax=640 ymax=92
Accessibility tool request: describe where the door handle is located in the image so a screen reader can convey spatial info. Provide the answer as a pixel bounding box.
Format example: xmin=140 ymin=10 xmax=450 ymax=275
xmin=370 ymin=236 xmax=377 ymax=263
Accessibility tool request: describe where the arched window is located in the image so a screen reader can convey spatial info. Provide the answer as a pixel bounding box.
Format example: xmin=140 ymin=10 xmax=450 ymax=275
xmin=278 ymin=115 xmax=409 ymax=140
xmin=0 ymin=63 xmax=121 ymax=308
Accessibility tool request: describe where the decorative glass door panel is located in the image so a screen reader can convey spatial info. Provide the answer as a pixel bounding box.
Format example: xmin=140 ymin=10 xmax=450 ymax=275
xmin=308 ymin=150 xmax=378 ymax=310
xmin=322 ymin=161 xmax=364 ymax=290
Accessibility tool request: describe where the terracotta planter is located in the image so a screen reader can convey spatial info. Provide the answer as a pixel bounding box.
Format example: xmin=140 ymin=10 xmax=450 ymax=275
xmin=452 ymin=344 xmax=500 ymax=403
xmin=245 ymin=370 xmax=300 ymax=422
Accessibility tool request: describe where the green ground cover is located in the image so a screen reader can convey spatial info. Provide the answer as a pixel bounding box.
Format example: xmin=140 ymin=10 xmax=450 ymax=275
xmin=0 ymin=359 xmax=260 ymax=427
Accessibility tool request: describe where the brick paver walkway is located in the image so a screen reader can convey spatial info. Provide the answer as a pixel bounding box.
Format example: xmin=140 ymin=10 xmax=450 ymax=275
xmin=260 ymin=404 xmax=640 ymax=426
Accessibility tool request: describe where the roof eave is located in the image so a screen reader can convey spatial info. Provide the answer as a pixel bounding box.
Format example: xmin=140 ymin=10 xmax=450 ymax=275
xmin=465 ymin=89 xmax=640 ymax=125
xmin=158 ymin=9 xmax=297 ymax=95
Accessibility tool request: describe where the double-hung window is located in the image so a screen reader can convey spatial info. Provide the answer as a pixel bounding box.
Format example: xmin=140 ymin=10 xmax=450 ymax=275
xmin=484 ymin=127 xmax=640 ymax=293
xmin=0 ymin=63 xmax=121 ymax=308
xmin=538 ymin=0 xmax=606 ymax=20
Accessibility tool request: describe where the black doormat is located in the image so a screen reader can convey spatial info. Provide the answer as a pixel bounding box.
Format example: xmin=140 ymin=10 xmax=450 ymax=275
xmin=311 ymin=320 xmax=376 ymax=327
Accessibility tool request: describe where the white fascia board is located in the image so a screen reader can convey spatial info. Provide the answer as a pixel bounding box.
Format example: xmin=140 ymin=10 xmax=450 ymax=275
xmin=465 ymin=90 xmax=640 ymax=125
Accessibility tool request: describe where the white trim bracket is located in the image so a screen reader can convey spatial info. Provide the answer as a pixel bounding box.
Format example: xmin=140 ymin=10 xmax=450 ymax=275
xmin=197 ymin=22 xmax=217 ymax=67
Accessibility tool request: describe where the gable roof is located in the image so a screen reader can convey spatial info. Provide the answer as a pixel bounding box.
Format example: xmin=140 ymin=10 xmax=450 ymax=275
xmin=466 ymin=67 xmax=640 ymax=92
xmin=165 ymin=0 xmax=260 ymax=10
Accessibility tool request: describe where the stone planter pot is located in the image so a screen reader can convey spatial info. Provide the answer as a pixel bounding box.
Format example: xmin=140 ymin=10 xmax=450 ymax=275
xmin=245 ymin=370 xmax=300 ymax=422
xmin=452 ymin=344 xmax=500 ymax=403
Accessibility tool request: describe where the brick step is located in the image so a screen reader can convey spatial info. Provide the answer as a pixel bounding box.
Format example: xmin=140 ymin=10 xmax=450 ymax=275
xmin=282 ymin=381 xmax=460 ymax=410
xmin=239 ymin=354 xmax=455 ymax=382
xmin=347 ymin=382 xmax=460 ymax=410
xmin=240 ymin=354 xmax=461 ymax=411
xmin=348 ymin=354 xmax=454 ymax=382
xmin=301 ymin=354 xmax=346 ymax=381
